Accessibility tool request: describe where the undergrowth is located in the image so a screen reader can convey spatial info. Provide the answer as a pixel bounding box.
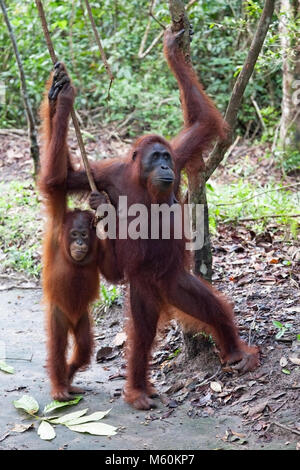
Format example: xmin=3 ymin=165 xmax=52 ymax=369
xmin=0 ymin=181 xmax=42 ymax=278
xmin=0 ymin=176 xmax=298 ymax=279
xmin=208 ymin=180 xmax=299 ymax=239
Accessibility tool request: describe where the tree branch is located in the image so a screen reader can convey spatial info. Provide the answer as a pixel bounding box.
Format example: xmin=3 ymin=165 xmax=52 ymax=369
xmin=83 ymin=0 xmax=114 ymax=95
xmin=149 ymin=0 xmax=166 ymax=30
xmin=168 ymin=0 xmax=191 ymax=62
xmin=0 ymin=0 xmax=40 ymax=176
xmin=138 ymin=0 xmax=197 ymax=59
xmin=138 ymin=31 xmax=164 ymax=59
xmin=35 ymin=0 xmax=97 ymax=193
xmin=205 ymin=0 xmax=276 ymax=181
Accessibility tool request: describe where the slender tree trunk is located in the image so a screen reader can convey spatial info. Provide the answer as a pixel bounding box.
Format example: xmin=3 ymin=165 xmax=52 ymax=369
xmin=83 ymin=0 xmax=114 ymax=84
xmin=0 ymin=0 xmax=40 ymax=177
xmin=168 ymin=0 xmax=276 ymax=359
xmin=205 ymin=0 xmax=277 ymax=181
xmin=279 ymin=0 xmax=300 ymax=152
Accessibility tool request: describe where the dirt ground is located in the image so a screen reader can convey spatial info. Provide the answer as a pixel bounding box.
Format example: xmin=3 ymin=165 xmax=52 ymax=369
xmin=0 ymin=132 xmax=299 ymax=451
xmin=0 ymin=287 xmax=298 ymax=451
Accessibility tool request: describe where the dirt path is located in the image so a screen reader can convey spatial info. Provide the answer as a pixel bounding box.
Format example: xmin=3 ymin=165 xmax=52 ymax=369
xmin=0 ymin=287 xmax=298 ymax=451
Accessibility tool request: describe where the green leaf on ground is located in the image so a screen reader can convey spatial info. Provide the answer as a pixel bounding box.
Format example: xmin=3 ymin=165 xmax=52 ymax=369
xmin=66 ymin=422 xmax=117 ymax=436
xmin=43 ymin=395 xmax=83 ymax=414
xmin=13 ymin=395 xmax=39 ymax=415
xmin=64 ymin=409 xmax=112 ymax=426
xmin=37 ymin=420 xmax=56 ymax=440
xmin=48 ymin=408 xmax=89 ymax=425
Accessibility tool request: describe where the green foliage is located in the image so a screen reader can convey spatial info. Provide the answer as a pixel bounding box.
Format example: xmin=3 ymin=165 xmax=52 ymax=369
xmin=272 ymin=320 xmax=293 ymax=340
xmin=274 ymin=148 xmax=300 ymax=174
xmin=96 ymin=284 xmax=122 ymax=313
xmin=260 ymin=106 xmax=280 ymax=143
xmin=0 ymin=0 xmax=282 ymax=139
xmin=193 ymin=331 xmax=214 ymax=345
xmin=282 ymin=150 xmax=300 ymax=174
xmin=0 ymin=181 xmax=42 ymax=277
xmin=101 ymin=284 xmax=120 ymax=305
xmin=207 ymin=179 xmax=299 ymax=237
xmin=1 ymin=2 xmax=298 ymax=280
xmin=168 ymin=348 xmax=181 ymax=360
xmin=0 ymin=173 xmax=298 ymax=279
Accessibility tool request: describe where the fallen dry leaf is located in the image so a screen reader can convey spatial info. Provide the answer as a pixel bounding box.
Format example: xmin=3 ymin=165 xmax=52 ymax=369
xmin=165 ymin=381 xmax=184 ymax=395
xmin=113 ymin=332 xmax=127 ymax=347
xmin=231 ymin=430 xmax=246 ymax=438
xmin=223 ymin=395 xmax=232 ymax=404
xmin=280 ymin=356 xmax=288 ymax=367
xmin=289 ymin=356 xmax=300 ymax=365
xmin=96 ymin=346 xmax=118 ymax=362
xmin=11 ymin=423 xmax=34 ymax=433
xmin=248 ymin=399 xmax=269 ymax=417
xmin=210 ymin=381 xmax=222 ymax=393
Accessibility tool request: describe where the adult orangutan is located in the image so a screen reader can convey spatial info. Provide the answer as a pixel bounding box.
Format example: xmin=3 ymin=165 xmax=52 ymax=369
xmin=39 ymin=63 xmax=120 ymax=401
xmin=63 ymin=28 xmax=259 ymax=409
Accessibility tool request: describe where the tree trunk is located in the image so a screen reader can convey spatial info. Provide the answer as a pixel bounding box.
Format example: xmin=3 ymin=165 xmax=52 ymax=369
xmin=184 ymin=171 xmax=214 ymax=357
xmin=168 ymin=0 xmax=191 ymax=60
xmin=0 ymin=0 xmax=40 ymax=177
xmin=279 ymin=0 xmax=300 ymax=153
xmin=205 ymin=0 xmax=277 ymax=181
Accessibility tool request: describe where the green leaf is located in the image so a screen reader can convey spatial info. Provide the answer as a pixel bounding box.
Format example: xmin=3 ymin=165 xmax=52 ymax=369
xmin=66 ymin=422 xmax=117 ymax=436
xmin=275 ymin=330 xmax=285 ymax=340
xmin=43 ymin=395 xmax=83 ymax=414
xmin=13 ymin=395 xmax=39 ymax=415
xmin=48 ymin=408 xmax=89 ymax=425
xmin=37 ymin=420 xmax=56 ymax=440
xmin=282 ymin=369 xmax=291 ymax=375
xmin=273 ymin=320 xmax=283 ymax=329
xmin=82 ymin=130 xmax=96 ymax=142
xmin=0 ymin=360 xmax=14 ymax=374
xmin=65 ymin=409 xmax=112 ymax=426
xmin=282 ymin=260 xmax=291 ymax=266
